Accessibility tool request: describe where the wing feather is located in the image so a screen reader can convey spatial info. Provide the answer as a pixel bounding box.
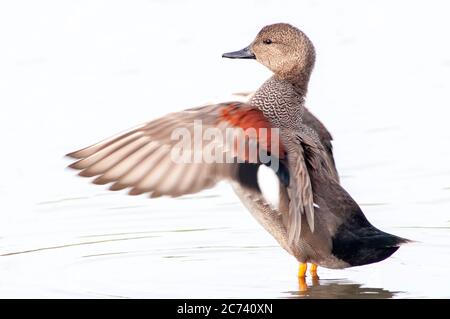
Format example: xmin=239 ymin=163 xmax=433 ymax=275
xmin=67 ymin=102 xmax=283 ymax=198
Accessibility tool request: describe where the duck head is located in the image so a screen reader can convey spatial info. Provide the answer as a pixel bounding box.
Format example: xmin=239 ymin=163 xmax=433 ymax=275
xmin=223 ymin=23 xmax=316 ymax=81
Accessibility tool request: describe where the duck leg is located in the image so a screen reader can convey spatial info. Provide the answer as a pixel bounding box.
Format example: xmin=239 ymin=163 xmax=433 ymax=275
xmin=298 ymin=263 xmax=308 ymax=292
xmin=310 ymin=263 xmax=319 ymax=278
xmin=298 ymin=276 xmax=307 ymax=292
xmin=298 ymin=262 xmax=307 ymax=278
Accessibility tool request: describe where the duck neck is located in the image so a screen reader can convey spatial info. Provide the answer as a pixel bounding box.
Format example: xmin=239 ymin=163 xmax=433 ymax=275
xmin=281 ymin=65 xmax=313 ymax=98
xmin=277 ymin=47 xmax=315 ymax=98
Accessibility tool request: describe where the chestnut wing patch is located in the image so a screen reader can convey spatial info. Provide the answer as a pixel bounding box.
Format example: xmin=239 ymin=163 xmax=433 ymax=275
xmin=218 ymin=103 xmax=286 ymax=161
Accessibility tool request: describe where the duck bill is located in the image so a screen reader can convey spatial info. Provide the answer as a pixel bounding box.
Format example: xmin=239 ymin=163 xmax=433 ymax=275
xmin=222 ymin=45 xmax=256 ymax=59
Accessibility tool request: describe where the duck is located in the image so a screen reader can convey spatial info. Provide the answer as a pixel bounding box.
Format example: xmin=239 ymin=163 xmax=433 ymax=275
xmin=67 ymin=23 xmax=408 ymax=286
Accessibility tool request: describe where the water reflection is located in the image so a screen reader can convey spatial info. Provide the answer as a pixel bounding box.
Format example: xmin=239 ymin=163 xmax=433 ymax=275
xmin=287 ymin=278 xmax=400 ymax=299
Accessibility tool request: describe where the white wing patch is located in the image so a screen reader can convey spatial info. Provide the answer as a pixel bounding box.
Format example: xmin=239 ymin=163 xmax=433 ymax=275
xmin=257 ymin=165 xmax=280 ymax=210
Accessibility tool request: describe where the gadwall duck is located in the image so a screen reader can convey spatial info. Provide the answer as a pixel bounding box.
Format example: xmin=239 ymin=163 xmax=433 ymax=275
xmin=67 ymin=23 xmax=408 ymax=286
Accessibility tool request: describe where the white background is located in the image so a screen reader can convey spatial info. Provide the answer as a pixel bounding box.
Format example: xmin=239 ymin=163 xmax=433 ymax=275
xmin=0 ymin=0 xmax=449 ymax=298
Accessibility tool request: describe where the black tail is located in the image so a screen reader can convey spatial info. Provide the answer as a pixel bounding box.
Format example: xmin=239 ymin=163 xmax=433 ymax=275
xmin=331 ymin=215 xmax=410 ymax=267
xmin=303 ymin=149 xmax=410 ymax=267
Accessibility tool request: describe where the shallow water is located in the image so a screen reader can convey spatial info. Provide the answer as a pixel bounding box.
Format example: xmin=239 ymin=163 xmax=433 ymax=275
xmin=1 ymin=187 xmax=449 ymax=298
xmin=1 ymin=0 xmax=450 ymax=298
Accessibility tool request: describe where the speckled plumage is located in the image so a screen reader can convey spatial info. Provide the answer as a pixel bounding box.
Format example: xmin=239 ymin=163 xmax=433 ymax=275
xmin=251 ymin=76 xmax=305 ymax=128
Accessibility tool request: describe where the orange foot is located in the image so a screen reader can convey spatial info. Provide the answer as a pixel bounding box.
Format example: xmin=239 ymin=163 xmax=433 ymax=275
xmin=310 ymin=263 xmax=319 ymax=279
xmin=298 ymin=263 xmax=308 ymax=292
xmin=298 ymin=275 xmax=307 ymax=292
xmin=297 ymin=263 xmax=320 ymax=292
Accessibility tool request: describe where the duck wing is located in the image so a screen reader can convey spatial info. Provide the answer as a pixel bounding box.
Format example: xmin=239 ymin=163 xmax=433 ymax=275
xmin=284 ymin=131 xmax=337 ymax=244
xmin=302 ymin=107 xmax=339 ymax=182
xmin=66 ymin=102 xmax=285 ymax=198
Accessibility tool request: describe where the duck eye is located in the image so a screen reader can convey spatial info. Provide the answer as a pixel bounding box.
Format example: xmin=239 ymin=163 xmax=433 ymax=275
xmin=263 ymin=39 xmax=272 ymax=45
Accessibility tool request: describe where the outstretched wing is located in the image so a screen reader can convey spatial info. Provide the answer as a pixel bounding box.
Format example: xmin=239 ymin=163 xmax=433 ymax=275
xmin=67 ymin=102 xmax=284 ymax=198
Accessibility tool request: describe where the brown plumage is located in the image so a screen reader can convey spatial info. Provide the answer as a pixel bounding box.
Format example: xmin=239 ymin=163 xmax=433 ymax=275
xmin=67 ymin=23 xmax=408 ymax=272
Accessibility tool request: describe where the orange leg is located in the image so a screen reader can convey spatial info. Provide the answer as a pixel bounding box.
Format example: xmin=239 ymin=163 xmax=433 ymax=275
xmin=298 ymin=275 xmax=307 ymax=292
xmin=298 ymin=262 xmax=307 ymax=278
xmin=310 ymin=263 xmax=319 ymax=278
xmin=298 ymin=263 xmax=308 ymax=292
